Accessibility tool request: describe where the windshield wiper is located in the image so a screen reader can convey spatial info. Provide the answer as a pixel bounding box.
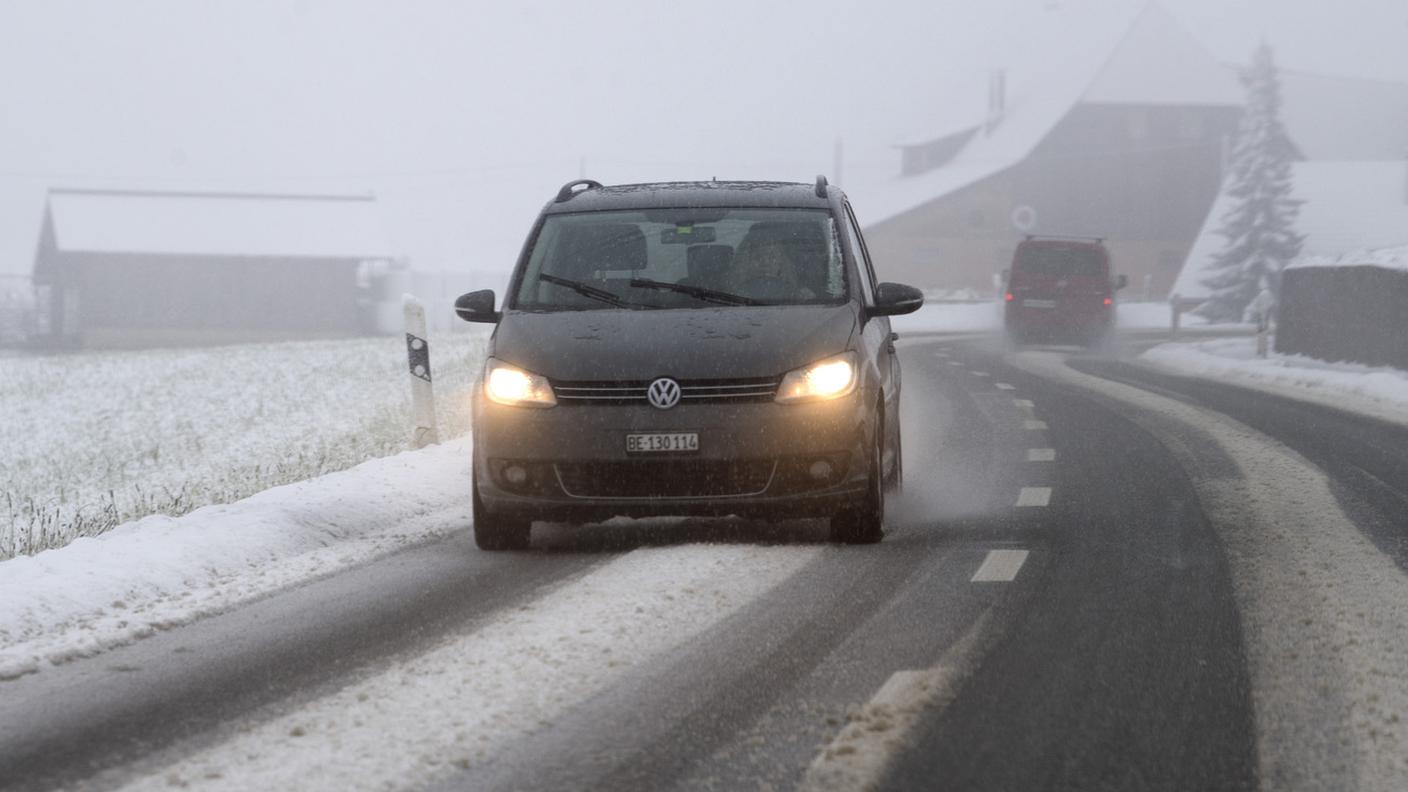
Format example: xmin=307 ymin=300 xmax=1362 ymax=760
xmin=627 ymin=278 xmax=766 ymax=306
xmin=538 ymin=274 xmax=652 ymax=309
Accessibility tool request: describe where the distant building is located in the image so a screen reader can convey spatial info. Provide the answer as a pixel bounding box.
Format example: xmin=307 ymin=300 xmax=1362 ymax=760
xmin=31 ymin=188 xmax=394 ymax=349
xmin=859 ymin=3 xmax=1408 ymax=299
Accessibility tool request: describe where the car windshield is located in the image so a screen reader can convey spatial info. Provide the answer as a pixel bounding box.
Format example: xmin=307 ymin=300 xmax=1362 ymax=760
xmin=513 ymin=208 xmax=846 ymax=310
xmin=1014 ymin=244 xmax=1107 ymax=277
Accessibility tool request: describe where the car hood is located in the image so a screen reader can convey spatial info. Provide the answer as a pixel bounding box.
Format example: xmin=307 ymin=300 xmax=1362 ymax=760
xmin=492 ymin=304 xmax=858 ymax=382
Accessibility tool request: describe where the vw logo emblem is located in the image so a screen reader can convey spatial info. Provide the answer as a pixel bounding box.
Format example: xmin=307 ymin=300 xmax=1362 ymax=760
xmin=647 ymin=378 xmax=681 ymax=410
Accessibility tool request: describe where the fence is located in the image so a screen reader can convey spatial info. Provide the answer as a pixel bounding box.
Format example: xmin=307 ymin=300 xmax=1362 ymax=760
xmin=1277 ymin=265 xmax=1408 ymax=369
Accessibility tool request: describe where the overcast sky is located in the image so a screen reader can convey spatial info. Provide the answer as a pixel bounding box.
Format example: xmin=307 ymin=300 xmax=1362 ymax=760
xmin=1 ymin=0 xmax=1405 ymax=282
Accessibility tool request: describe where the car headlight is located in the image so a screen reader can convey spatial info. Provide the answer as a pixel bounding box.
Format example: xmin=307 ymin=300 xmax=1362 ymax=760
xmin=775 ymin=352 xmax=858 ymax=404
xmin=484 ymin=358 xmax=557 ymax=408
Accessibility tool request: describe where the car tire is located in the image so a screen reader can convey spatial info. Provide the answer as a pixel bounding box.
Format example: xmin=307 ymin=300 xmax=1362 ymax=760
xmin=472 ymin=473 xmax=532 ymax=551
xmin=884 ymin=419 xmax=903 ymax=495
xmin=829 ymin=429 xmax=885 ymax=545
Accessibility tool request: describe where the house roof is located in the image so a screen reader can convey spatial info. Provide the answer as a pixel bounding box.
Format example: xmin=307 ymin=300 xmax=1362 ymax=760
xmin=44 ymin=188 xmax=395 ymax=260
xmin=853 ymin=3 xmax=1408 ymax=232
xmin=1172 ymin=161 xmax=1408 ymax=297
xmin=854 ymin=3 xmax=1239 ymax=227
xmin=1289 ymin=245 xmax=1408 ymax=274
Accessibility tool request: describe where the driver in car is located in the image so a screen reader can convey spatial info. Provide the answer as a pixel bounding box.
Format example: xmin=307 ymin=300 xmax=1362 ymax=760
xmin=726 ymin=239 xmax=816 ymax=300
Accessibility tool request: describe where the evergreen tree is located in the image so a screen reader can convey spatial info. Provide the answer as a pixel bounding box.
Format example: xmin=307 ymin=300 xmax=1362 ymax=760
xmin=1197 ymin=42 xmax=1304 ymax=322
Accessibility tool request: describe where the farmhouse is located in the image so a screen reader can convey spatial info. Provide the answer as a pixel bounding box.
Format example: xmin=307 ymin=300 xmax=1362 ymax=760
xmin=31 ymin=188 xmax=394 ymax=349
xmin=860 ymin=3 xmax=1408 ymax=298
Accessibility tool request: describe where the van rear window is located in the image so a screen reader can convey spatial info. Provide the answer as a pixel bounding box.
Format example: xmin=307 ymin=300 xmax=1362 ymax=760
xmin=1014 ymin=245 xmax=1106 ymax=277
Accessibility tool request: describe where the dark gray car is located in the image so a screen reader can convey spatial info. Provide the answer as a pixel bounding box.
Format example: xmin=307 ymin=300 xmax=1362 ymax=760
xmin=454 ymin=178 xmax=923 ymax=550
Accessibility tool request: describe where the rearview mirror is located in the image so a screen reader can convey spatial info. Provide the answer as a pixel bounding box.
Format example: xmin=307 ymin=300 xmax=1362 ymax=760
xmin=455 ymin=289 xmax=500 ymax=323
xmin=1115 ymin=274 xmax=1129 ymax=290
xmin=871 ymin=282 xmax=924 ymax=317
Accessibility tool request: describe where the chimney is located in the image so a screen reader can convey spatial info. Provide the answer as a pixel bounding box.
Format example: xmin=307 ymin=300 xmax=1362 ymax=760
xmin=986 ymin=69 xmax=1007 ymax=135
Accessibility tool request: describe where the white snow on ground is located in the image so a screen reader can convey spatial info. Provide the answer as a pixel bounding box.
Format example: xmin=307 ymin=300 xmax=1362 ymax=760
xmin=0 ymin=438 xmax=473 ymax=680
xmin=118 ymin=544 xmax=821 ymax=792
xmin=1141 ymin=337 xmax=1408 ymax=428
xmin=890 ymin=300 xmax=1205 ymax=335
xmin=1 ymin=331 xmax=488 ymax=558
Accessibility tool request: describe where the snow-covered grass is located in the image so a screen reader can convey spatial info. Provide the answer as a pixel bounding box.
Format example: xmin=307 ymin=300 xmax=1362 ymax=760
xmin=0 ymin=437 xmax=475 ymax=680
xmin=1141 ymin=336 xmax=1408 ymax=427
xmin=0 ymin=332 xmax=488 ymax=559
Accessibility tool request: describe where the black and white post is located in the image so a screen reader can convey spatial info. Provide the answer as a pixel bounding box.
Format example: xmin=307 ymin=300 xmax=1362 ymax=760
xmin=403 ymin=294 xmax=440 ymax=448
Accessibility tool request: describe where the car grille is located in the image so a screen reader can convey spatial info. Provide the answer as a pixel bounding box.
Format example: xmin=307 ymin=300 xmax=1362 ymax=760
xmin=554 ymin=459 xmax=776 ymax=499
xmin=552 ymin=377 xmax=779 ymax=405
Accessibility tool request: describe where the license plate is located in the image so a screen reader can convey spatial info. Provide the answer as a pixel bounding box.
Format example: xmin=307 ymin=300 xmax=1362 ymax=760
xmin=626 ymin=432 xmax=699 ymax=454
xmin=1023 ymin=299 xmax=1056 ymax=308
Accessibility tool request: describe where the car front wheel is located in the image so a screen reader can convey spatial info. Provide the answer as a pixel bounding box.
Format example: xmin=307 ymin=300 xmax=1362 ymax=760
xmin=829 ymin=429 xmax=885 ymax=544
xmin=472 ymin=472 xmax=532 ymax=551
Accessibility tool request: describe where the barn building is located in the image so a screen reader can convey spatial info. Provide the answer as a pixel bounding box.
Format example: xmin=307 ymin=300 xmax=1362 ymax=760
xmin=859 ymin=3 xmax=1408 ymax=299
xmin=31 ymin=188 xmax=393 ymax=349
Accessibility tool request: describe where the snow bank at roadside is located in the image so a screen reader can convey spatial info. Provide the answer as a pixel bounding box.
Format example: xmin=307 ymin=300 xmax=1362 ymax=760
xmin=0 ymin=438 xmax=472 ymax=680
xmin=1141 ymin=338 xmax=1408 ymax=427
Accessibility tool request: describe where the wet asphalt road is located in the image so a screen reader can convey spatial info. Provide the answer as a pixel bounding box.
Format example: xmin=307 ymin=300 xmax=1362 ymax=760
xmin=4 ymin=332 xmax=1407 ymax=791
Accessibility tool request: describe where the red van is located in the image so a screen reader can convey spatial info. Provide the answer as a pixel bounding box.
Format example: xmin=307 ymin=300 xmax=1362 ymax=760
xmin=1003 ymin=236 xmax=1126 ymax=345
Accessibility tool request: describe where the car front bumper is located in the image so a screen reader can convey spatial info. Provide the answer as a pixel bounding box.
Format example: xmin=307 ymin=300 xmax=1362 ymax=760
xmin=471 ymin=390 xmax=872 ymax=522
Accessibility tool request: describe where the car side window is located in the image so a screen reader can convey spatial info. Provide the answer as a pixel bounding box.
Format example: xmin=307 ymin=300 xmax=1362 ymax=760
xmin=841 ymin=205 xmax=876 ymax=306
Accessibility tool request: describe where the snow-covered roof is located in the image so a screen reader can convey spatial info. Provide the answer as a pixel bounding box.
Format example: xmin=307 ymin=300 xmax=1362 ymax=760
xmin=46 ymin=189 xmax=394 ymax=259
xmin=1289 ymin=245 xmax=1408 ymax=274
xmin=1172 ymin=161 xmax=1408 ymax=296
xmin=853 ymin=3 xmax=1238 ymax=227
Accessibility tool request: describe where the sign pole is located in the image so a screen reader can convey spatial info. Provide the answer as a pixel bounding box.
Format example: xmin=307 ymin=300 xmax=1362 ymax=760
xmin=403 ymin=294 xmax=440 ymax=449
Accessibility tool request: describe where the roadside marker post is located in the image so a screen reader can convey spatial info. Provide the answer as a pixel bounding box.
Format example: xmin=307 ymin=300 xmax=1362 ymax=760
xmin=403 ymin=294 xmax=440 ymax=449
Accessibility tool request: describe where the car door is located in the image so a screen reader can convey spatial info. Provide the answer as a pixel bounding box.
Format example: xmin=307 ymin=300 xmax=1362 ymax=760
xmin=841 ymin=202 xmax=899 ymax=458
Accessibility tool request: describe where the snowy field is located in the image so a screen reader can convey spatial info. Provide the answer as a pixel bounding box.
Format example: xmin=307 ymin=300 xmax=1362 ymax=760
xmin=1 ymin=331 xmax=488 ymax=559
xmin=1141 ymin=336 xmax=1408 ymax=428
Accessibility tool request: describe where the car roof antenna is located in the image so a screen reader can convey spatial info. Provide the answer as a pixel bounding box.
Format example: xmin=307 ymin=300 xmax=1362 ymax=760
xmin=815 ymin=174 xmax=829 ymax=198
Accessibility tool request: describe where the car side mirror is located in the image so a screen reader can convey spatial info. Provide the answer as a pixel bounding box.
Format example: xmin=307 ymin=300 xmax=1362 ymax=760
xmin=1115 ymin=274 xmax=1129 ymax=290
xmin=871 ymin=282 xmax=924 ymax=317
xmin=455 ymin=289 xmax=500 ymax=323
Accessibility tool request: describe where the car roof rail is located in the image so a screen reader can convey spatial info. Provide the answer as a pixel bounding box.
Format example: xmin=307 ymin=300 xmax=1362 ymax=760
xmin=815 ymin=174 xmax=829 ymax=198
xmin=1024 ymin=234 xmax=1105 ymax=244
xmin=555 ymin=179 xmax=603 ymax=203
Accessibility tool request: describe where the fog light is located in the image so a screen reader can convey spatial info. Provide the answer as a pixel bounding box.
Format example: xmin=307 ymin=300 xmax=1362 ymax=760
xmin=809 ymin=460 xmax=834 ymax=481
xmin=504 ymin=465 xmax=529 ymax=485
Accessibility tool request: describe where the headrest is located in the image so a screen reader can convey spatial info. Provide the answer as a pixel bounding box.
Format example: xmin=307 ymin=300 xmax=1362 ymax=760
xmin=686 ymin=244 xmax=734 ymax=280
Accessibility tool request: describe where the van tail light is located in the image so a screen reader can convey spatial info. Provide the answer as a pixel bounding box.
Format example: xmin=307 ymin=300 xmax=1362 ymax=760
xmin=1103 ymin=297 xmax=1113 ymax=306
xmin=1005 ymin=292 xmax=1015 ymax=302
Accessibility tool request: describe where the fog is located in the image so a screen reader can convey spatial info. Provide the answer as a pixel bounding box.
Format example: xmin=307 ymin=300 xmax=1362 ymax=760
xmin=0 ymin=0 xmax=1405 ymax=290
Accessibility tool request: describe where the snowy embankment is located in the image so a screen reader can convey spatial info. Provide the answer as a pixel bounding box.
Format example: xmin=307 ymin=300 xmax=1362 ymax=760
xmin=1141 ymin=337 xmax=1408 ymax=428
xmin=1 ymin=332 xmax=487 ymax=558
xmin=890 ymin=300 xmax=1204 ymax=335
xmin=0 ymin=438 xmax=472 ymax=680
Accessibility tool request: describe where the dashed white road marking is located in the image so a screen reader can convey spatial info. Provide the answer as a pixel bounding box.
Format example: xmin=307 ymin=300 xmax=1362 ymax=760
xmin=1026 ymin=448 xmax=1056 ymax=462
xmin=971 ymin=371 xmax=990 ymax=377
xmin=971 ymin=549 xmax=1030 ymax=582
xmin=933 ymin=351 xmax=950 ymax=358
xmin=800 ymin=611 xmax=994 ymax=792
xmin=1013 ymin=399 xmax=1035 ymax=408
xmin=994 ymin=383 xmax=1016 ymax=390
xmin=1016 ymin=487 xmax=1052 ymax=507
xmin=947 ymin=360 xmax=964 ymax=367
xmin=1023 ymin=419 xmax=1048 ymax=430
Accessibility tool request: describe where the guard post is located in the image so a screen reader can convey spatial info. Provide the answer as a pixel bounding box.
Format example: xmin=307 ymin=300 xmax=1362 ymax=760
xmin=403 ymin=294 xmax=440 ymax=449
